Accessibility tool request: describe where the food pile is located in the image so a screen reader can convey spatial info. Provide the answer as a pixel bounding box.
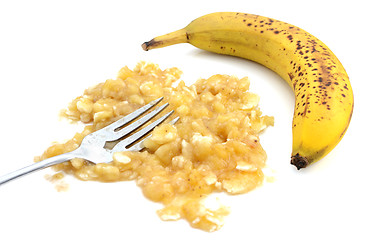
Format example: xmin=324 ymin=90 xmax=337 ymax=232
xmin=37 ymin=62 xmax=273 ymax=231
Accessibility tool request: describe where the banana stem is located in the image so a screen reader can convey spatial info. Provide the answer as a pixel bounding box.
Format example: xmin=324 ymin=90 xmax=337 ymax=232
xmin=142 ymin=29 xmax=188 ymax=51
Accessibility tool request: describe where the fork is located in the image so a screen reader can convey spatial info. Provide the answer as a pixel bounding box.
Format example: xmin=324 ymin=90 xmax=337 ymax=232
xmin=0 ymin=97 xmax=178 ymax=185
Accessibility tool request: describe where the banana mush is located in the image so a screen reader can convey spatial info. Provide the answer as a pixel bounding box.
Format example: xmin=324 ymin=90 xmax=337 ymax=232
xmin=142 ymin=12 xmax=354 ymax=170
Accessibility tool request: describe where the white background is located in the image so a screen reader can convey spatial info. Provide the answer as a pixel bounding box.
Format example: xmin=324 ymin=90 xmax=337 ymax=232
xmin=0 ymin=0 xmax=366 ymax=239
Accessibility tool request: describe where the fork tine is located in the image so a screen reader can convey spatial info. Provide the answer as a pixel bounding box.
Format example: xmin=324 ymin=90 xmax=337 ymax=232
xmin=111 ymin=110 xmax=175 ymax=152
xmin=105 ymin=102 xmax=169 ymax=141
xmin=127 ymin=116 xmax=180 ymax=152
xmin=101 ymin=97 xmax=164 ymax=133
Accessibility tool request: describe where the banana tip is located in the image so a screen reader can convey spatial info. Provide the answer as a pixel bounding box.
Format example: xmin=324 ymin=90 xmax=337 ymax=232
xmin=141 ymin=39 xmax=158 ymax=51
xmin=290 ymin=153 xmax=309 ymax=170
xmin=141 ymin=42 xmax=149 ymax=51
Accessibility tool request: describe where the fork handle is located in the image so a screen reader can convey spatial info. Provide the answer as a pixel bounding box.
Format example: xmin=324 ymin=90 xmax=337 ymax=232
xmin=0 ymin=151 xmax=77 ymax=186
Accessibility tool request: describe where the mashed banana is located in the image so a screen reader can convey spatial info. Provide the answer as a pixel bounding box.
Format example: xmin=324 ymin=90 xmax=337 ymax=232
xmin=36 ymin=62 xmax=273 ymax=231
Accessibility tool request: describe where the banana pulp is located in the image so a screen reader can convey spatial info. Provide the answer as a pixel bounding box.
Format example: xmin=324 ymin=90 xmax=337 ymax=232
xmin=142 ymin=12 xmax=354 ymax=169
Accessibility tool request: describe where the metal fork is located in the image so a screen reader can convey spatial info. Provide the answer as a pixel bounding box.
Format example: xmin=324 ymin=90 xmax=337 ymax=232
xmin=0 ymin=97 xmax=178 ymax=185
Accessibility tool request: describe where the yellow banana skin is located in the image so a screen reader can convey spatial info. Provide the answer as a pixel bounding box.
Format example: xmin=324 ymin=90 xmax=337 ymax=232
xmin=142 ymin=12 xmax=354 ymax=170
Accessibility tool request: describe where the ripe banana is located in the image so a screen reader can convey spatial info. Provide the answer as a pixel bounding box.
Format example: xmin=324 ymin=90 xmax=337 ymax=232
xmin=141 ymin=12 xmax=354 ymax=170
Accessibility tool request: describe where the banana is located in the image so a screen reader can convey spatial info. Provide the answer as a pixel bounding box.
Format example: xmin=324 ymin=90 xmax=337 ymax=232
xmin=141 ymin=12 xmax=354 ymax=170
